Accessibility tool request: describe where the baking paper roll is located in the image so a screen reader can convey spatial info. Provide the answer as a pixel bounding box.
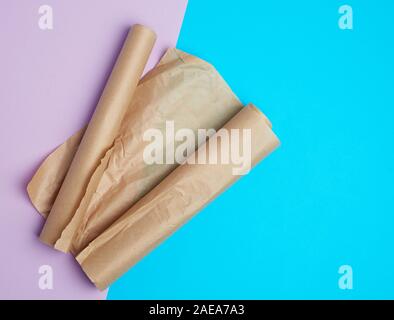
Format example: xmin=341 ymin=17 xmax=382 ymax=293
xmin=27 ymin=49 xmax=242 ymax=254
xmin=30 ymin=48 xmax=242 ymax=254
xmin=76 ymin=104 xmax=279 ymax=290
xmin=39 ymin=25 xmax=156 ymax=247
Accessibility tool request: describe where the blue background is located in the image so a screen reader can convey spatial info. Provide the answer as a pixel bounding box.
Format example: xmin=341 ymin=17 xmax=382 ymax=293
xmin=109 ymin=0 xmax=394 ymax=299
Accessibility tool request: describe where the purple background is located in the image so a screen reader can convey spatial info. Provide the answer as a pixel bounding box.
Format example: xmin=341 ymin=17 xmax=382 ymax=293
xmin=0 ymin=0 xmax=187 ymax=299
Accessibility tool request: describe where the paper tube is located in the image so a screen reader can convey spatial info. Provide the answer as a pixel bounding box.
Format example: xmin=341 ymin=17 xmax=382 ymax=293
xmin=30 ymin=49 xmax=242 ymax=254
xmin=39 ymin=25 xmax=156 ymax=247
xmin=76 ymin=104 xmax=280 ymax=290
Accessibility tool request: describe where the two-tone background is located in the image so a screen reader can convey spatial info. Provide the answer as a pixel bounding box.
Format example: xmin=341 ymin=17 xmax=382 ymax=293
xmin=1 ymin=0 xmax=393 ymax=299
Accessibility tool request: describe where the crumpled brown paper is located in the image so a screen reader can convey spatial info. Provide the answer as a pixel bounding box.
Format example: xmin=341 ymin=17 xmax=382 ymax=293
xmin=28 ymin=47 xmax=242 ymax=254
xmin=27 ymin=25 xmax=279 ymax=290
xmin=76 ymin=104 xmax=279 ymax=290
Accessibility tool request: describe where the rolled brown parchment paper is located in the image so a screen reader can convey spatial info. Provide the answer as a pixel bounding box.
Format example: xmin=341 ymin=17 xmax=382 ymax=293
xmin=39 ymin=24 xmax=156 ymax=247
xmin=76 ymin=104 xmax=279 ymax=290
xmin=31 ymin=48 xmax=242 ymax=253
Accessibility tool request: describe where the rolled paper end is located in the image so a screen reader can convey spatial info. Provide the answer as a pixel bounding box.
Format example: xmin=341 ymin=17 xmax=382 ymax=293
xmin=77 ymin=248 xmax=111 ymax=290
xmin=247 ymin=103 xmax=273 ymax=128
xmin=133 ymin=23 xmax=157 ymax=40
xmin=39 ymin=228 xmax=57 ymax=247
